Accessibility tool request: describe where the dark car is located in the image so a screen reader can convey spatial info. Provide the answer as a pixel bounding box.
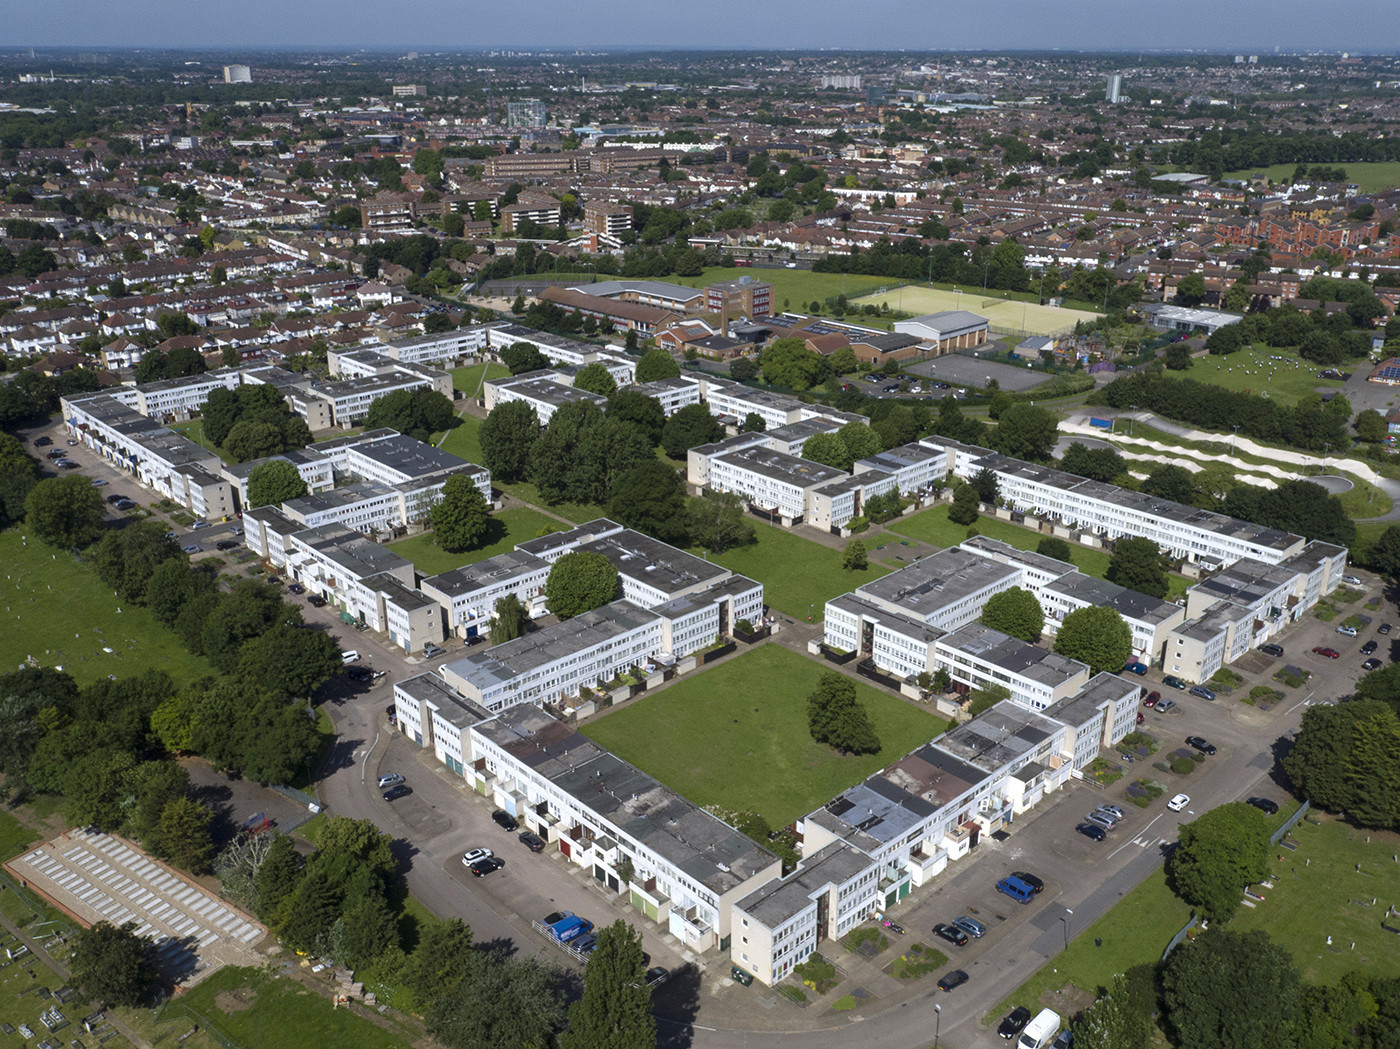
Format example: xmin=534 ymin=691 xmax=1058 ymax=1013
xmin=1247 ymin=797 xmax=1280 ymax=815
xmin=933 ymin=923 xmax=969 ymax=947
xmin=1362 ymin=640 xmax=1379 ymax=655
xmin=105 ymin=494 xmax=127 ymax=505
xmin=1186 ymin=736 xmax=1217 ymax=755
xmin=114 ymin=499 xmax=136 ymax=511
xmin=492 ymin=810 xmax=519 ymax=831
xmin=1189 ymin=685 xmax=1216 ymax=701
xmin=519 ymin=831 xmax=546 ymax=852
xmin=1143 ymin=691 xmax=1160 ymax=707
xmin=216 ymin=539 xmax=240 ymax=551
xmin=1077 ymin=822 xmax=1107 ymax=841
xmin=46 ymin=450 xmax=65 ymax=459
xmin=288 ymin=583 xmax=305 ymax=594
xmin=1163 ymin=676 xmax=1187 ymax=690
xmin=645 ymin=966 xmax=670 ymax=987
xmin=1363 ymin=658 xmax=1383 ymax=671
xmin=346 ymin=665 xmax=371 ymax=682
xmin=1312 ymin=647 xmax=1340 ymax=659
xmin=999 ymin=1006 xmax=1033 ymax=1039
xmin=469 ymin=856 xmax=505 ymax=877
xmin=382 ymin=784 xmax=412 ymax=802
xmin=730 ymin=966 xmax=754 ymax=987
xmin=308 ymin=595 xmax=328 ymax=607
xmin=1011 ymin=871 xmax=1044 ymax=894
xmin=937 ymin=969 xmax=969 ymax=992
xmin=1380 ymin=623 xmax=1392 ymax=635
xmin=1122 ymin=662 xmax=1148 ymax=675
xmin=33 ymin=437 xmax=51 ymax=446
xmin=1260 ymin=643 xmax=1284 ymax=657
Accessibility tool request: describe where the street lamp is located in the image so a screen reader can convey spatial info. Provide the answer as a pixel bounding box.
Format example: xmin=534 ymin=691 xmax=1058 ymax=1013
xmin=1128 ymin=405 xmax=1137 ymax=437
xmin=1061 ymin=908 xmax=1074 ymax=950
xmin=934 ymin=1003 xmax=942 ymax=1049
xmin=983 ymin=259 xmax=991 ymax=293
xmin=1231 ymin=424 xmax=1240 ymax=453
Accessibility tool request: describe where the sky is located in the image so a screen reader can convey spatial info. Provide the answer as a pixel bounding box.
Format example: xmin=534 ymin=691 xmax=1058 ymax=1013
xmin=3 ymin=0 xmax=1399 ymax=53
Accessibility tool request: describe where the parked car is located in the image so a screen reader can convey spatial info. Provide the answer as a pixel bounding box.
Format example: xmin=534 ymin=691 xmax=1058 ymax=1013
xmin=541 ymin=910 xmax=574 ymax=927
xmin=1361 ymin=640 xmax=1378 ymax=655
xmin=1342 ymin=574 xmax=1363 ymax=586
xmin=1143 ymin=691 xmax=1160 ymax=707
xmin=1076 ymin=822 xmax=1107 ymax=841
xmin=1313 ymin=647 xmax=1341 ymax=659
xmin=645 ymin=966 xmax=670 ymax=987
xmin=182 ymin=544 xmax=201 ymax=554
xmin=1155 ymin=698 xmax=1176 ymax=713
xmin=33 ymin=437 xmax=50 ymax=446
xmin=308 ymin=595 xmax=327 ymax=607
xmin=519 ymin=831 xmax=546 ymax=852
xmin=423 ymin=644 xmax=446 ymax=658
xmin=216 ymin=539 xmax=239 ymax=551
xmin=90 ymin=478 xmax=107 ymax=487
xmin=1122 ymin=662 xmax=1148 ymax=675
xmin=469 ymin=856 xmax=505 ymax=877
xmin=189 ymin=520 xmax=208 ymax=530
xmin=492 ymin=810 xmax=519 ymax=831
xmin=1380 ymin=623 xmax=1392 ymax=635
xmin=105 ymin=493 xmax=126 ymax=505
xmin=1051 ymin=1030 xmax=1074 ymax=1049
xmin=114 ymin=499 xmax=135 ymax=511
xmin=1186 ymin=736 xmax=1217 ymax=755
xmin=571 ymin=933 xmax=598 ymax=955
xmin=1163 ymin=676 xmax=1187 ymax=690
xmin=1363 ymin=658 xmax=1383 ymax=671
xmin=1096 ymin=804 xmax=1126 ymax=820
xmin=999 ymin=1006 xmax=1033 ymax=1040
xmin=461 ymin=848 xmax=494 ymax=866
xmin=1260 ymin=643 xmax=1284 ymax=657
xmin=1247 ymin=797 xmax=1279 ymax=815
xmin=66 ymin=438 xmax=79 ymax=446
xmin=381 ymin=784 xmax=411 ymax=802
xmin=376 ymin=772 xmax=404 ymax=788
xmin=937 ymin=969 xmax=969 ymax=991
xmin=1010 ymin=871 xmax=1044 ymax=894
xmin=1085 ymin=811 xmax=1117 ymax=831
xmin=346 ymin=666 xmax=371 ymax=682
xmin=933 ymin=923 xmax=969 ymax=947
xmin=287 ymin=583 xmax=305 ymax=594
xmin=731 ymin=966 xmax=754 ymax=987
xmin=1189 ymin=685 xmax=1216 ymax=701
xmin=1337 ymin=625 xmax=1358 ymax=637
xmin=58 ymin=460 xmax=80 ymax=469
xmin=1136 ymin=711 xmax=1145 ymax=724
xmin=1167 ymin=793 xmax=1190 ymax=812
xmin=953 ymin=915 xmax=986 ymax=939
xmin=385 ymin=704 xmax=396 ymax=726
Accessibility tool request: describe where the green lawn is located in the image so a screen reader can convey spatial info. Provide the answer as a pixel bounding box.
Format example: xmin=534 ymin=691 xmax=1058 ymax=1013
xmin=886 ymin=506 xmax=1114 ymax=578
xmin=582 ymin=646 xmax=948 ymax=826
xmin=450 ymin=362 xmax=509 ymax=396
xmin=437 ymin=412 xmax=487 ymax=465
xmin=0 ymin=810 xmax=38 ymax=863
xmin=0 ymin=529 xmax=214 ymax=687
xmin=169 ymin=418 xmax=227 ymax=461
xmin=1163 ymin=344 xmax=1345 ymax=407
xmin=987 ymin=868 xmax=1192 ymax=1024
xmin=159 ymin=966 xmax=415 ymax=1049
xmin=692 ymin=520 xmax=889 ymax=619
xmin=388 ymin=508 xmax=561 ymax=576
xmin=0 ymin=942 xmax=134 ymax=1048
xmin=1224 ymin=162 xmax=1400 ymax=195
xmin=667 ymin=266 xmax=897 ymax=311
xmin=498 ymin=479 xmax=606 ymax=524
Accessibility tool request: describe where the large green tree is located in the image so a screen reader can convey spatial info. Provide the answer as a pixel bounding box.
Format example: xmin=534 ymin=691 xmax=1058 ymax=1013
xmin=1053 ymin=606 xmax=1132 ymax=675
xmin=545 ymin=552 xmax=620 ymax=619
xmin=1074 ymin=971 xmax=1155 ymax=1049
xmin=660 ymin=403 xmax=724 ymax=460
xmin=149 ymin=797 xmax=215 ymax=874
xmin=223 ymin=419 xmax=285 ymax=462
xmin=490 ymin=594 xmax=530 ymax=644
xmin=1141 ymin=464 xmax=1197 ymax=505
xmin=807 ymin=672 xmax=881 ymax=755
xmin=1060 ymin=441 xmax=1126 ymax=483
xmin=0 ymin=432 xmax=40 ymax=527
xmin=760 ymin=337 xmax=830 ymax=390
xmin=687 ymin=490 xmax=755 ymax=553
xmin=428 ymin=952 xmax=568 ymax=1049
xmin=1167 ymin=803 xmax=1270 ymax=922
xmin=501 ymin=342 xmax=549 ymax=375
xmin=802 ymin=432 xmax=853 ymax=471
xmin=24 ymin=474 xmax=106 ymax=548
xmin=1106 ymin=536 xmax=1171 ymax=599
xmin=70 ymin=920 xmax=157 ymax=1008
xmin=947 ymin=483 xmax=981 ymax=526
xmin=991 ymin=402 xmax=1060 ymax=462
xmin=634 ymin=348 xmax=681 ymax=383
xmin=562 ymin=921 xmax=655 ymax=1049
xmin=607 ymin=460 xmax=689 ymax=544
xmin=573 ymin=362 xmax=618 ymax=397
xmin=431 ymin=475 xmax=492 ymax=552
xmin=90 ymin=520 xmax=184 ymax=603
xmin=401 ymin=918 xmax=474 ymax=1003
xmin=1284 ymin=700 xmax=1400 ymax=829
xmin=981 ymin=587 xmax=1045 ymax=641
xmin=606 ymin=391 xmax=665 ymax=446
xmin=237 ymin=622 xmax=344 ymax=700
xmin=1162 ymin=928 xmax=1301 ymax=1049
xmin=246 ymin=460 xmax=309 ymax=508
xmin=479 ymin=400 xmax=540 ymax=483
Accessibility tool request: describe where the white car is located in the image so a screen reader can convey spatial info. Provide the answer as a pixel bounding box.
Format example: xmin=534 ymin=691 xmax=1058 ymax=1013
xmin=1336 ymin=626 xmax=1358 ymax=637
xmin=1342 ymin=574 xmax=1362 ymax=586
xmin=462 ymin=848 xmax=494 ymax=866
xmin=376 ymin=772 xmax=404 ymax=789
xmin=1167 ymin=793 xmax=1190 ymax=812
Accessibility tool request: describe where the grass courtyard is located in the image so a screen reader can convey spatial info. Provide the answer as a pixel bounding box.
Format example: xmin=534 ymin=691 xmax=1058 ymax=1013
xmin=582 ymin=646 xmax=948 ymax=826
xmin=436 ymin=411 xmax=487 ymax=465
xmin=0 ymin=529 xmax=214 ymax=687
xmin=389 ymin=507 xmax=561 ymax=576
xmin=450 ymin=361 xmax=509 ymax=397
xmin=1164 ymin=344 xmax=1346 ymax=407
xmin=692 ymin=519 xmax=890 ymax=619
xmin=886 ymin=506 xmax=1113 ymax=577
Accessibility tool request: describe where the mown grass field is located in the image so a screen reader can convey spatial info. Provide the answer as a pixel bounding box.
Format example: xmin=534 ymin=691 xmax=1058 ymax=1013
xmin=0 ymin=528 xmax=214 ymax=687
xmin=389 ymin=508 xmax=561 ymax=576
xmin=885 ymin=506 xmax=1113 ymax=577
xmin=854 ymin=285 xmax=1098 ymax=337
xmin=437 ymin=411 xmax=488 ymax=465
xmin=583 ymin=646 xmax=948 ymax=826
xmin=1163 ymin=344 xmax=1346 ymax=407
xmin=1224 ymin=162 xmax=1400 ymax=195
xmin=450 ymin=362 xmax=510 ymax=396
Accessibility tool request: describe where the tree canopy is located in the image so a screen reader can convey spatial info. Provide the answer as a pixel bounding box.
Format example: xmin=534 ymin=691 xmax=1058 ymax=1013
xmin=479 ymin=400 xmax=540 ymax=483
xmin=660 ymin=403 xmax=724 ymax=460
xmin=545 ymin=552 xmax=620 ymax=619
xmin=606 ymin=460 xmax=689 ymax=544
xmin=760 ymin=337 xmax=831 ymax=391
xmin=807 ymin=672 xmax=881 ymax=755
xmin=1161 ymin=928 xmax=1302 ymax=1049
xmin=634 ymin=348 xmax=681 ymax=383
xmin=1283 ymin=699 xmax=1400 ymax=830
xmin=364 ymin=388 xmax=457 ymax=443
xmin=24 ymin=474 xmax=106 ymax=548
xmin=573 ymin=362 xmax=618 ymax=397
xmin=562 ymin=921 xmax=655 ymax=1049
xmin=1053 ymin=606 xmax=1132 ymax=675
xmin=70 ymin=920 xmax=157 ymax=1008
xmin=246 ymin=459 xmax=309 ymax=509
xmin=1106 ymin=536 xmax=1171 ymax=599
xmin=431 ymin=474 xmax=491 ymax=552
xmin=981 ymin=586 xmax=1045 ymax=641
xmin=1167 ymin=803 xmax=1271 ymax=922
xmin=991 ymin=403 xmax=1059 ymax=462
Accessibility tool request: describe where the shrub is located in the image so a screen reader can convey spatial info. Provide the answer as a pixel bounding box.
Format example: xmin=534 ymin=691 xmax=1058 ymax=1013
xmin=1170 ymin=756 xmax=1195 ymax=775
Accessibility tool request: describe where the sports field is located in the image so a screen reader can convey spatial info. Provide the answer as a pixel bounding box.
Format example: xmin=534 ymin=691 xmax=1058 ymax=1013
xmin=852 ymin=285 xmax=1099 ymax=337
xmin=1163 ymin=343 xmax=1346 ymax=406
xmin=1223 ymin=162 xmax=1400 ymax=195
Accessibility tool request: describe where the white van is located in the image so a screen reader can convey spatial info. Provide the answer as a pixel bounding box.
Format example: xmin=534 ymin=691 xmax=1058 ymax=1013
xmin=1018 ymin=1009 xmax=1062 ymax=1049
xmin=341 ymin=649 xmax=360 ymax=664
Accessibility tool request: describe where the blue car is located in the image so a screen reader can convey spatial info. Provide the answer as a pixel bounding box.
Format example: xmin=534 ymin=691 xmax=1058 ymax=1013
xmin=1122 ymin=662 xmax=1148 ymax=675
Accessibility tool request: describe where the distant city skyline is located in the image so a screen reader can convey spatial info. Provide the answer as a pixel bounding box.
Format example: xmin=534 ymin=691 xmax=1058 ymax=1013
xmin=2 ymin=0 xmax=1399 ymax=54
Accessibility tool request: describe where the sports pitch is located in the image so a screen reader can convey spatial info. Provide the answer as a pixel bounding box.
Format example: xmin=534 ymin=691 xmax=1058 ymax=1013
xmin=853 ymin=285 xmax=1099 ymax=337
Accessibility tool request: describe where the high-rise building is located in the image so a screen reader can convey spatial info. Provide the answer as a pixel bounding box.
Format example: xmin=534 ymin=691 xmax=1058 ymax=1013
xmin=392 ymin=84 xmax=427 ymax=98
xmin=820 ymin=75 xmax=862 ymax=90
xmin=1106 ymin=74 xmax=1123 ymax=104
xmin=506 ymin=98 xmax=547 ymax=129
xmin=223 ymin=64 xmax=252 ymax=84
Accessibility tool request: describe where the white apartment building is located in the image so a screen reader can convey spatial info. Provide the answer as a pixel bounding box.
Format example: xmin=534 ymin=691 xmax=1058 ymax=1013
xmin=392 ymin=673 xmax=493 ymax=776
xmin=483 ymin=373 xmax=607 ymax=424
xmin=935 ymin=622 xmax=1091 ymax=712
xmin=421 ymin=550 xmax=552 ymax=641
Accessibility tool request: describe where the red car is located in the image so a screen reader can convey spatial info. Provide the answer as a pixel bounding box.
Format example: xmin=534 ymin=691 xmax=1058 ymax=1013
xmin=1312 ymin=647 xmax=1340 ymax=659
xmin=1143 ymin=691 xmax=1160 ymax=708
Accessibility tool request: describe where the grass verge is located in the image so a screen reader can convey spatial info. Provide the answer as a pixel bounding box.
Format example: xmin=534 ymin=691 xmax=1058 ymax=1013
xmin=388 ymin=508 xmax=561 ymax=576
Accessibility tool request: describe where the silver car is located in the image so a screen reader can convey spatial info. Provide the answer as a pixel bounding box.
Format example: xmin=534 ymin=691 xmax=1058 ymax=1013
xmin=376 ymin=772 xmax=404 ymax=788
xmin=1096 ymin=804 xmax=1126 ymax=821
xmin=1085 ymin=811 xmax=1117 ymax=831
xmin=952 ymin=915 xmax=986 ymax=938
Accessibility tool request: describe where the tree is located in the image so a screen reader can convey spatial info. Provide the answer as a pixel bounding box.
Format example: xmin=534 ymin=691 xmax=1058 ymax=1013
xmin=1167 ymin=803 xmax=1270 ymax=922
xmin=501 ymin=342 xmax=549 ymax=375
xmin=839 ymin=422 xmax=882 ymax=463
xmin=981 ymin=587 xmax=1044 ymax=641
xmin=802 ymin=432 xmax=853 ymax=471
xmin=1060 ymin=441 xmax=1126 ymax=484
xmin=401 ymin=918 xmax=474 ymax=1003
xmin=431 ymin=475 xmax=492 ymax=552
xmin=606 ymin=391 xmax=665 ymax=446
xmin=364 ymin=389 xmax=456 ymax=443
xmin=947 ymin=483 xmax=981 ymax=526
xmin=967 ymin=683 xmax=1011 ymax=717
xmin=222 ymin=419 xmax=285 ymax=462
xmin=491 ymin=594 xmax=530 ymax=644
xmin=1356 ymin=408 xmax=1388 ymax=443
xmin=336 ymin=893 xmax=401 ymax=971
xmin=574 ymin=362 xmax=618 ymax=397
xmin=687 ymin=490 xmax=755 ymax=553
xmin=742 ymin=412 xmax=766 ymax=433
xmin=238 ymin=622 xmax=344 ymax=700
xmin=428 ymin=952 xmax=568 ymax=1049
xmin=563 ymin=920 xmax=655 ymax=1049
xmin=1163 ymin=343 xmax=1193 ymax=370
xmin=149 ymin=797 xmax=215 ymax=874
xmin=1142 ymin=464 xmax=1196 ymax=505
xmin=991 ymin=403 xmax=1059 ymax=462
xmin=607 ymin=460 xmax=688 ymax=544
xmin=970 ymin=466 xmax=1000 ymax=505
xmin=1162 ymin=928 xmax=1301 ymax=1049
xmin=830 ymin=346 xmax=859 ymax=375
xmin=1283 ymin=700 xmax=1400 ymax=829
xmin=1053 ymin=606 xmax=1132 ymax=675
xmin=1106 ymin=536 xmax=1170 ymax=599
xmin=760 ymin=337 xmax=831 ymax=390
xmin=842 ymin=539 xmax=868 ymax=571
xmin=661 ymin=403 xmax=723 ymax=460
xmin=479 ymin=400 xmax=540 ymax=483
xmin=246 ymin=460 xmax=308 ymax=508
xmin=90 ymin=521 xmax=183 ymax=603
xmin=254 ymin=833 xmax=303 ymax=919
xmin=70 ymin=921 xmax=156 ymax=1008
xmin=634 ymin=348 xmax=681 ymax=383
xmin=1176 ymin=272 xmax=1207 ymax=306
xmin=545 ymin=552 xmax=619 ymax=619
xmin=730 ymin=357 xmax=759 ymax=382
xmin=1037 ymin=536 xmax=1073 ymax=563
xmin=807 ymin=672 xmax=881 ymax=755
xmin=1073 ymin=972 xmax=1155 ymax=1049
xmin=24 ymin=475 xmax=106 ymax=548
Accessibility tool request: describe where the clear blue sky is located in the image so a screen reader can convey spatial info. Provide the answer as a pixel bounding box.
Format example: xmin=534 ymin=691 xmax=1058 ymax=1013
xmin=3 ymin=0 xmax=1399 ymax=52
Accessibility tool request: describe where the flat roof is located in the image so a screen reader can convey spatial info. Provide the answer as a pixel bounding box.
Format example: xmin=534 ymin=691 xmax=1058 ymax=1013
xmin=735 ymin=842 xmax=872 ymax=927
xmin=856 ymin=548 xmax=1019 ymax=623
xmin=713 ymin=445 xmax=846 ymax=490
xmin=350 ymin=432 xmax=472 ymax=477
xmin=939 ymin=622 xmax=1088 ymax=689
xmin=395 ymin=672 xmax=492 ymax=731
xmin=422 ymin=549 xmax=551 ymax=598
